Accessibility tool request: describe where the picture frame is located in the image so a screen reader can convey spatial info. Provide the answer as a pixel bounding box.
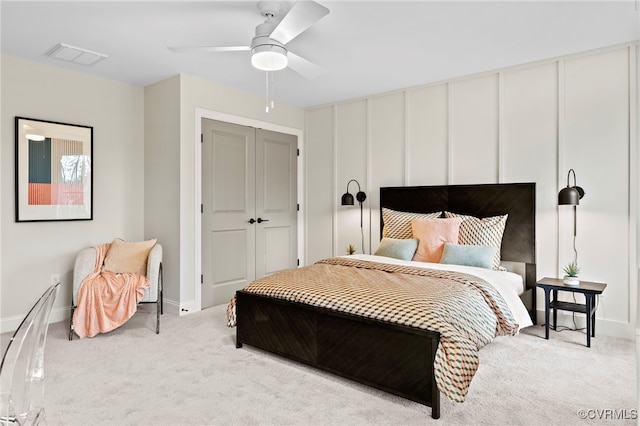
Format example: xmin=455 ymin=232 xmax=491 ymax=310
xmin=15 ymin=117 xmax=93 ymax=222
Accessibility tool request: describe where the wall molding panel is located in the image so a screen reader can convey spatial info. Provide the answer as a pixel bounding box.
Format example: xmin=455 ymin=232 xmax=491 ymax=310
xmin=305 ymin=41 xmax=639 ymax=338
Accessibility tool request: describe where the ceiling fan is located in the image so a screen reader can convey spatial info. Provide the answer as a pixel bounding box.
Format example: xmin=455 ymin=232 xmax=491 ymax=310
xmin=169 ymin=1 xmax=329 ymax=80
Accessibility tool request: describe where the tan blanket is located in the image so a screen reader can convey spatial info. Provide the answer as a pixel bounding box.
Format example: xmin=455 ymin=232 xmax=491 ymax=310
xmin=228 ymin=257 xmax=518 ymax=403
xmin=72 ymin=243 xmax=150 ymax=338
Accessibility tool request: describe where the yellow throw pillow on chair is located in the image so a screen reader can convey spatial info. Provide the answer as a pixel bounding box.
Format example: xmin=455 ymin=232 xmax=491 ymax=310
xmin=103 ymin=238 xmax=157 ymax=275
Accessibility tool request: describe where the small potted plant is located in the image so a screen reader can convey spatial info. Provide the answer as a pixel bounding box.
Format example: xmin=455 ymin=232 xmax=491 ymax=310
xmin=563 ymin=261 xmax=580 ymax=285
xmin=346 ymin=244 xmax=356 ymax=255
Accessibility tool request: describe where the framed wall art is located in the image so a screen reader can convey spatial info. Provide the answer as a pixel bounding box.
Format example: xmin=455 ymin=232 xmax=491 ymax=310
xmin=15 ymin=117 xmax=93 ymax=222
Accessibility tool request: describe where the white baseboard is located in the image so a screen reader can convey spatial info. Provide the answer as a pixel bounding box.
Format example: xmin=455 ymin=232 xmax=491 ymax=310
xmin=0 ymin=298 xmax=183 ymax=335
xmin=162 ymin=298 xmax=181 ymax=315
xmin=535 ymin=309 xmax=635 ymax=340
xmin=0 ymin=305 xmax=71 ymax=335
xmin=4 ymin=305 xmax=632 ymax=338
xmin=176 ymin=299 xmax=201 ymax=316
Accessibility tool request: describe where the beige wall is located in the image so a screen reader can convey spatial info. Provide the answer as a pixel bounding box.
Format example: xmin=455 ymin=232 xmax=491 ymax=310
xmin=144 ymin=76 xmax=181 ymax=305
xmin=144 ymin=73 xmax=305 ymax=314
xmin=305 ymin=42 xmax=639 ymax=339
xmin=0 ymin=55 xmax=145 ymax=330
xmin=0 ymin=56 xmax=304 ymax=330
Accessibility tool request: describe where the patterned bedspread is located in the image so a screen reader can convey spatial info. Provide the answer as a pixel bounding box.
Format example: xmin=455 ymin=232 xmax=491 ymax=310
xmin=227 ymin=257 xmax=518 ymax=402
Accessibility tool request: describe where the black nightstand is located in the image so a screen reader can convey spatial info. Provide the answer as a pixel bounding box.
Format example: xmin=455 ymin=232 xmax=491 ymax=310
xmin=536 ymin=277 xmax=607 ymax=348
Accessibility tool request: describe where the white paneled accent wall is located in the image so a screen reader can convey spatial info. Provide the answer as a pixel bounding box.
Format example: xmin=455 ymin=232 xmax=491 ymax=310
xmin=336 ymin=101 xmax=369 ymax=256
xmin=370 ymin=93 xmax=406 ymax=248
xmin=501 ymin=62 xmax=559 ymax=291
xmin=450 ymin=75 xmax=500 ymax=184
xmin=304 ymin=42 xmax=638 ymax=338
xmin=406 ymin=85 xmax=448 ymax=186
xmin=563 ymin=49 xmax=630 ymax=325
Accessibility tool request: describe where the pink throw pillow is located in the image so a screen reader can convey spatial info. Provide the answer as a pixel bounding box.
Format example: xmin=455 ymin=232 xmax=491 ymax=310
xmin=411 ymin=217 xmax=463 ymax=263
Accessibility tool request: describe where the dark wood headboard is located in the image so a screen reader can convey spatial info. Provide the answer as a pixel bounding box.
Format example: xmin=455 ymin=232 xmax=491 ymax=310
xmin=379 ymin=183 xmax=537 ymax=322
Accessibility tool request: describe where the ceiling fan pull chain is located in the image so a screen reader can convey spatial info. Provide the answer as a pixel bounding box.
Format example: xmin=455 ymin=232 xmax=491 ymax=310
xmin=265 ymin=70 xmax=270 ymax=113
xmin=270 ymin=71 xmax=275 ymax=110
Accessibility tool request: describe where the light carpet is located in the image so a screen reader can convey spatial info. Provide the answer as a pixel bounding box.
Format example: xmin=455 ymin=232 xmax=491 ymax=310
xmin=4 ymin=303 xmax=636 ymax=425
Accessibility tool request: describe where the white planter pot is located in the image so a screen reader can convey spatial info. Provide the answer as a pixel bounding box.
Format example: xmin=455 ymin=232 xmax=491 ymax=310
xmin=563 ymin=276 xmax=579 ymax=285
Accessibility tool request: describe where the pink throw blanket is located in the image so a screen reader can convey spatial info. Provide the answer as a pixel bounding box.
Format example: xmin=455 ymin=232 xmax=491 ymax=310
xmin=72 ymin=243 xmax=150 ymax=338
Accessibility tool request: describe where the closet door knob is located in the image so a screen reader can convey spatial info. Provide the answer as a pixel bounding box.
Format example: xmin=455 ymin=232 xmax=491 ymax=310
xmin=257 ymin=218 xmax=269 ymax=223
xmin=248 ymin=218 xmax=256 ymax=224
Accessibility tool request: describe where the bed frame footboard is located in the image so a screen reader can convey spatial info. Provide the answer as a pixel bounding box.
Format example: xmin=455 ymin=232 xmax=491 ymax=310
xmin=236 ymin=290 xmax=441 ymax=419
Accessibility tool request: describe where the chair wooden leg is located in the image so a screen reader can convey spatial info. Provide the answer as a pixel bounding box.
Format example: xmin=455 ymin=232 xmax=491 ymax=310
xmin=156 ymin=297 xmax=160 ymax=334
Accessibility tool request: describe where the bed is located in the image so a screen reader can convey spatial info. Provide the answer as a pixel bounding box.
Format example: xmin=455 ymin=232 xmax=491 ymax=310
xmin=233 ymin=183 xmax=536 ymax=419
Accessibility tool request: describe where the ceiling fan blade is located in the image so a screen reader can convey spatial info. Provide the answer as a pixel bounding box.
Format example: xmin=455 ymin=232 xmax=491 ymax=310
xmin=269 ymin=1 xmax=329 ymax=45
xmin=287 ymin=51 xmax=326 ymax=80
xmin=168 ymin=45 xmax=250 ymax=53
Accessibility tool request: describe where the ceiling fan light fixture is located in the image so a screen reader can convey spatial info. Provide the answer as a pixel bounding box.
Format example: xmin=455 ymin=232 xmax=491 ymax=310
xmin=251 ymin=44 xmax=288 ymax=71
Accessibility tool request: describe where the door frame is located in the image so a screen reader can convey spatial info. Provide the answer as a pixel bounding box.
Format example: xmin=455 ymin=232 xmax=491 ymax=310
xmin=194 ymin=107 xmax=305 ymax=311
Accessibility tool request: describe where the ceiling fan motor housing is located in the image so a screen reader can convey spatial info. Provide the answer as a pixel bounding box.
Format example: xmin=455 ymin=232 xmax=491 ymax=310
xmin=251 ymin=19 xmax=288 ymax=71
xmin=252 ymin=21 xmax=286 ymax=53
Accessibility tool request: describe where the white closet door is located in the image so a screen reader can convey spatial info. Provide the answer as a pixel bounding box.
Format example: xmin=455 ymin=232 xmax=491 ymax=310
xmin=255 ymin=129 xmax=298 ymax=278
xmin=201 ymin=120 xmax=298 ymax=308
xmin=201 ymin=119 xmax=256 ymax=308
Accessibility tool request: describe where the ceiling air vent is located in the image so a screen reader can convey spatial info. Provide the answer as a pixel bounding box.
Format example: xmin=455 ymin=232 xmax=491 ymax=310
xmin=46 ymin=43 xmax=108 ymax=66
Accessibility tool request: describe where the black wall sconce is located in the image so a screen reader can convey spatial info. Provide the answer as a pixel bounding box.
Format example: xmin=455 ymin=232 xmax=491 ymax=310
xmin=558 ymin=168 xmax=586 ymax=265
xmin=341 ymin=179 xmax=367 ymax=253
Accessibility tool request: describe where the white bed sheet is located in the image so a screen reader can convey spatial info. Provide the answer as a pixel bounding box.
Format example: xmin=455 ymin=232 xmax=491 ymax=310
xmin=344 ymin=254 xmax=533 ymax=330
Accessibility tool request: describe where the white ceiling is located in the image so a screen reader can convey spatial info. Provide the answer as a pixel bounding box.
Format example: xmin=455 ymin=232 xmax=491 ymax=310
xmin=2 ymin=1 xmax=639 ymax=108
